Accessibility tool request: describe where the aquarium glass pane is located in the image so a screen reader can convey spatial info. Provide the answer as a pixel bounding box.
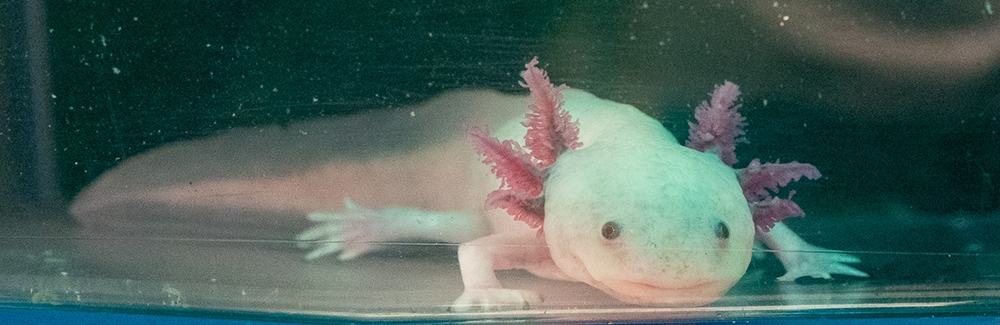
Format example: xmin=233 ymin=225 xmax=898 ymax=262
xmin=1 ymin=0 xmax=999 ymax=323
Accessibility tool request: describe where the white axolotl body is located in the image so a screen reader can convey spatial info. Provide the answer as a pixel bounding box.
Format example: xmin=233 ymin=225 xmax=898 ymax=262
xmin=71 ymin=61 xmax=865 ymax=311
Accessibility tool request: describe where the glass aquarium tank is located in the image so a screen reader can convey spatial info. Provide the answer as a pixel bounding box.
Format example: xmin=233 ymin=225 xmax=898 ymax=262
xmin=2 ymin=0 xmax=999 ymax=323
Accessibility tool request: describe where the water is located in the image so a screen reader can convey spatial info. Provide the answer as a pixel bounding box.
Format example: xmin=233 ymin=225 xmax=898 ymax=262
xmin=1 ymin=0 xmax=999 ymax=323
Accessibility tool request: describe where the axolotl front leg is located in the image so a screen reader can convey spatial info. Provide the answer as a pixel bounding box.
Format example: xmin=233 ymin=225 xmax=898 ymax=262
xmin=297 ymin=198 xmax=560 ymax=311
xmin=451 ymin=230 xmax=574 ymax=311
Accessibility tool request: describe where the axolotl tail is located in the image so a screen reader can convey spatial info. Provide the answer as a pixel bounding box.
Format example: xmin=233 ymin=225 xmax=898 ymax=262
xmin=70 ymin=90 xmax=528 ymax=240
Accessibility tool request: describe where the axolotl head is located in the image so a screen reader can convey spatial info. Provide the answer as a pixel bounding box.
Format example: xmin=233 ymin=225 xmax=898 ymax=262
xmin=542 ymin=131 xmax=754 ymax=307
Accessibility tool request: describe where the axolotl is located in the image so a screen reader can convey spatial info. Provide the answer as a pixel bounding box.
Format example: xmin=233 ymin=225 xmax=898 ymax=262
xmin=70 ymin=58 xmax=867 ymax=311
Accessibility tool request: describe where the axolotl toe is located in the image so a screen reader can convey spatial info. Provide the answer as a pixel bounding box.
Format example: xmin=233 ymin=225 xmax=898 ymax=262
xmin=71 ymin=58 xmax=865 ymax=312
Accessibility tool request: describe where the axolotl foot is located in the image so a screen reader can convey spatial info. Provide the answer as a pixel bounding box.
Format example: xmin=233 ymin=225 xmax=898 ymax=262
xmin=297 ymin=197 xmax=484 ymax=261
xmin=763 ymin=223 xmax=870 ymax=281
xmin=296 ymin=198 xmax=385 ymax=261
xmin=449 ymin=288 xmax=543 ymax=312
xmin=775 ymin=246 xmax=869 ymax=282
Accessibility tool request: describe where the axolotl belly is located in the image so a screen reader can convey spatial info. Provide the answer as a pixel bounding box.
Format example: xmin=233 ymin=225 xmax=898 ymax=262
xmin=71 ymin=60 xmax=863 ymax=311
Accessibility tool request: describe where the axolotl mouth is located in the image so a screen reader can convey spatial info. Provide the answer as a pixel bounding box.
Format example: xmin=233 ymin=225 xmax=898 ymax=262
xmin=598 ymin=278 xmax=736 ymax=307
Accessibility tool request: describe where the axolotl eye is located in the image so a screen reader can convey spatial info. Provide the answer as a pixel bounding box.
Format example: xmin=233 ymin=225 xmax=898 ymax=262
xmin=601 ymin=221 xmax=620 ymax=240
xmin=714 ymin=221 xmax=730 ymax=240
